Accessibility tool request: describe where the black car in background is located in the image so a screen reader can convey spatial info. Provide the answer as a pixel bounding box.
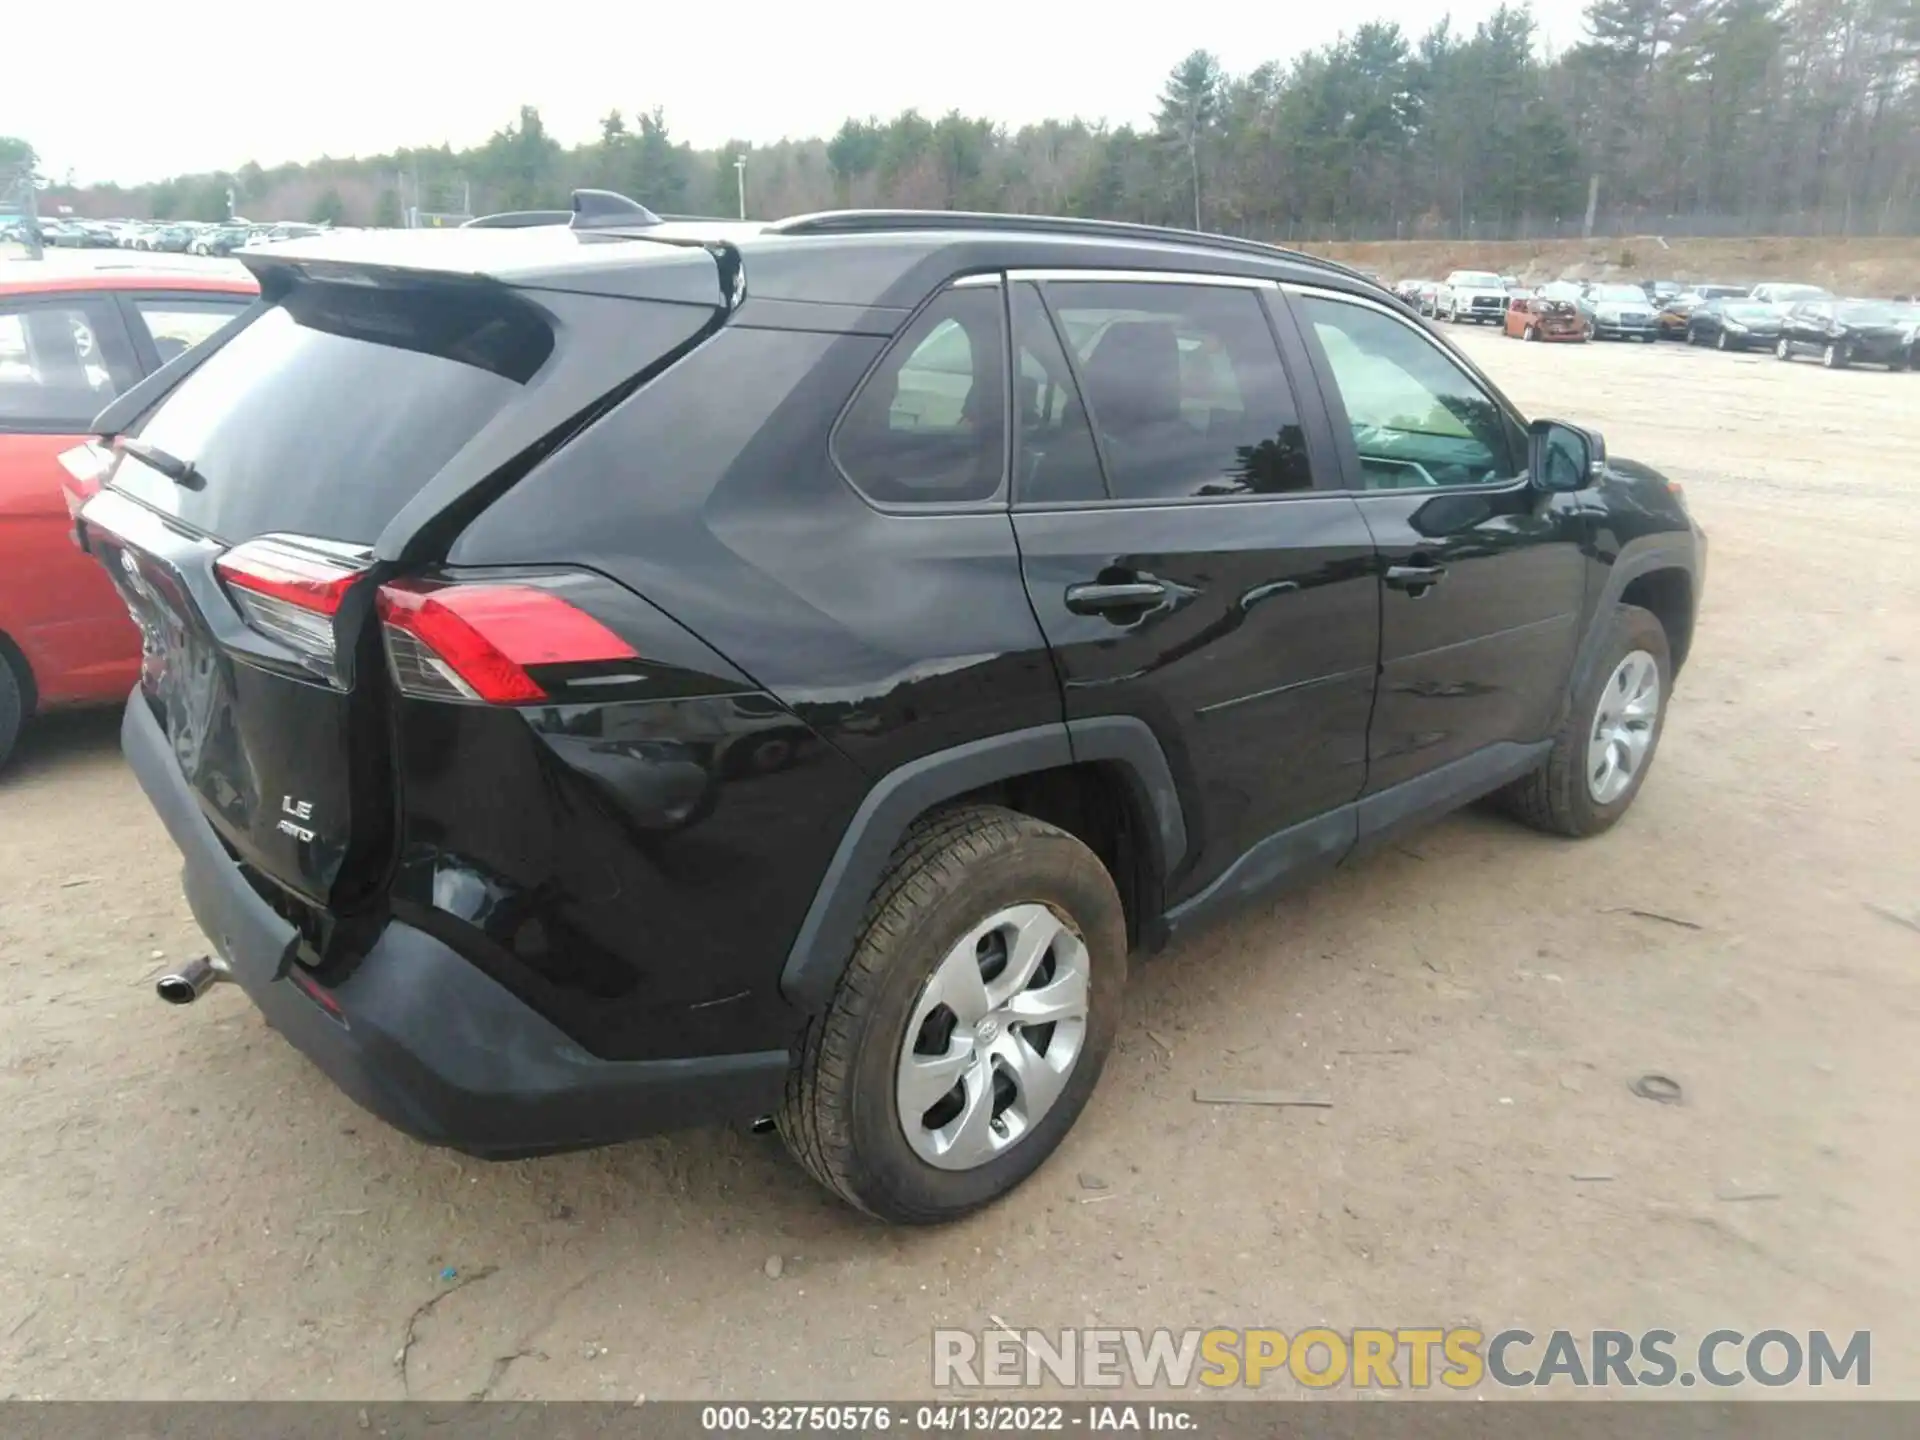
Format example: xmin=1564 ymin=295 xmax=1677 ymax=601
xmin=1657 ymin=284 xmax=1751 ymax=339
xmin=190 ymin=223 xmax=256 ymax=256
xmin=1686 ymin=297 xmax=1785 ymax=351
xmin=1776 ymin=298 xmax=1912 ymax=369
xmin=78 ymin=194 xmax=1706 ymax=1222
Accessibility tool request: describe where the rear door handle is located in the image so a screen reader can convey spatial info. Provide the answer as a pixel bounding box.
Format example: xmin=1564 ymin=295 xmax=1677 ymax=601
xmin=1064 ymin=580 xmax=1168 ymax=616
xmin=1384 ymin=563 xmax=1448 ymax=592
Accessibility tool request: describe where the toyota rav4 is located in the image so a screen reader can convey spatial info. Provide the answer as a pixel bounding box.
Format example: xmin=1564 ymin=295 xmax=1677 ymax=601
xmin=77 ymin=194 xmax=1705 ymax=1223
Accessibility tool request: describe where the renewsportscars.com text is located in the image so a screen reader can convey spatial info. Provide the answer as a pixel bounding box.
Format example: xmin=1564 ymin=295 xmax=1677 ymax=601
xmin=932 ymin=1327 xmax=1870 ymax=1390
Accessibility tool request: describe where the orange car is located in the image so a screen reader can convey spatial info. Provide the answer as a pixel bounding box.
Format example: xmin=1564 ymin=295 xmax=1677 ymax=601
xmin=1503 ymin=293 xmax=1588 ymax=342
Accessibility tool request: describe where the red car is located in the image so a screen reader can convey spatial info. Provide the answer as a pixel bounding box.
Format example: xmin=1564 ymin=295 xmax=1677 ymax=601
xmin=1 ymin=265 xmax=256 ymax=766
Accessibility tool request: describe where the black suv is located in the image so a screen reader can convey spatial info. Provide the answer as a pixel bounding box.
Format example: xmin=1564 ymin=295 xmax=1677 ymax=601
xmin=77 ymin=193 xmax=1705 ymax=1223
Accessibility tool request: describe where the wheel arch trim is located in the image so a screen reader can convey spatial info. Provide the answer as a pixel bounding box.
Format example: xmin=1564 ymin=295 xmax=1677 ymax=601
xmin=779 ymin=720 xmax=1186 ymax=1011
xmin=1572 ymin=537 xmax=1699 ymax=699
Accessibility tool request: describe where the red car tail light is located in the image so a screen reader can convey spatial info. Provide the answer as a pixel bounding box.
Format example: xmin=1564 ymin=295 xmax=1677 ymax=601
xmin=57 ymin=442 xmax=116 ymax=527
xmin=375 ymin=579 xmax=639 ymax=705
xmin=215 ymin=536 xmax=370 ymax=682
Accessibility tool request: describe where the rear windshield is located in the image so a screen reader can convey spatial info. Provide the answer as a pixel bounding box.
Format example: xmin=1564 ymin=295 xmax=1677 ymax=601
xmin=109 ymin=280 xmax=553 ymax=544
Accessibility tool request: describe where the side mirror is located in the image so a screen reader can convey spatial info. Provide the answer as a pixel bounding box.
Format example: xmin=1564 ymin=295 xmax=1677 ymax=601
xmin=1529 ymin=419 xmax=1605 ymax=492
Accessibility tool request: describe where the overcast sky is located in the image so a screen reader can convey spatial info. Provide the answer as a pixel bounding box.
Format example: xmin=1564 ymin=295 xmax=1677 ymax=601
xmin=7 ymin=0 xmax=1593 ymax=185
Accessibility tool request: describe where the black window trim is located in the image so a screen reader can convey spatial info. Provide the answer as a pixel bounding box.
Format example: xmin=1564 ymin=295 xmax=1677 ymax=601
xmin=1281 ymin=282 xmax=1535 ymax=502
xmin=0 ymin=290 xmax=142 ymax=435
xmin=1006 ymin=267 xmax=1337 ymax=514
xmin=826 ymin=273 xmax=1014 ymax=517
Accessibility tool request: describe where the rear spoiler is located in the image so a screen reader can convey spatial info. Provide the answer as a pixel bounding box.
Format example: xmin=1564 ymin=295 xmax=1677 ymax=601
xmin=90 ymin=204 xmax=747 ymax=443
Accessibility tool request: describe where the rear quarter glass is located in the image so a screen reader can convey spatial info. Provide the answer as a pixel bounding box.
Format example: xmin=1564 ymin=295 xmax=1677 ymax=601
xmin=106 ymin=280 xmax=555 ymax=545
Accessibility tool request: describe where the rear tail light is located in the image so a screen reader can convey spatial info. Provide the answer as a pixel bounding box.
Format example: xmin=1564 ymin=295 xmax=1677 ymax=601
xmin=57 ymin=442 xmax=116 ymax=529
xmin=214 ymin=536 xmax=369 ymax=683
xmin=376 ymin=579 xmax=638 ymax=705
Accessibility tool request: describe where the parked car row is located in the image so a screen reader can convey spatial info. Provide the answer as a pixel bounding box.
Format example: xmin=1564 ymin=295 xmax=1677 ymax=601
xmin=1391 ymin=271 xmax=1918 ymax=368
xmin=22 ymin=217 xmax=328 ymax=255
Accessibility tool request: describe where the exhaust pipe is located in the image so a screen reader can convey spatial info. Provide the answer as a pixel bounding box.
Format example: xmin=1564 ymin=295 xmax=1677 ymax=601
xmin=156 ymin=955 xmax=232 ymax=1006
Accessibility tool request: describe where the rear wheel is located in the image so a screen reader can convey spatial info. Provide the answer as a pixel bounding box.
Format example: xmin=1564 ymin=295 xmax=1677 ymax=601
xmin=0 ymin=655 xmax=24 ymax=772
xmin=1496 ymin=604 xmax=1671 ymax=839
xmin=778 ymin=805 xmax=1126 ymax=1223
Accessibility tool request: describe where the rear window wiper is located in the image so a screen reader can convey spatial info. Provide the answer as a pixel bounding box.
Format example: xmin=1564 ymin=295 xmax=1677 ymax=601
xmin=117 ymin=438 xmax=205 ymax=491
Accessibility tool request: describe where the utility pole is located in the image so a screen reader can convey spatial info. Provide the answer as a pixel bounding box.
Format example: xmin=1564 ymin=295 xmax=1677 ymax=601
xmin=735 ymin=155 xmax=747 ymax=220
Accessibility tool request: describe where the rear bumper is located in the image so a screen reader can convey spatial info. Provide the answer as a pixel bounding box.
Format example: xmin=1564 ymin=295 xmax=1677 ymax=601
xmin=122 ymin=695 xmax=788 ymax=1158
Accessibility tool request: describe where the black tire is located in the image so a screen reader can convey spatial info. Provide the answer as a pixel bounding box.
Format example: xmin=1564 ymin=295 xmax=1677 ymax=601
xmin=1495 ymin=604 xmax=1672 ymax=839
xmin=1715 ymin=330 xmax=1730 ymax=351
xmin=0 ymin=654 xmax=23 ymax=772
xmin=778 ymin=804 xmax=1127 ymax=1223
xmin=1823 ymin=342 xmax=1847 ymax=369
xmin=1776 ymin=338 xmax=1792 ymax=361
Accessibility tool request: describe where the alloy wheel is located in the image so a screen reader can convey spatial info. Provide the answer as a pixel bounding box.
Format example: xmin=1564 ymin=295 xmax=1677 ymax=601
xmin=897 ymin=903 xmax=1091 ymax=1171
xmin=1587 ymin=650 xmax=1661 ymax=806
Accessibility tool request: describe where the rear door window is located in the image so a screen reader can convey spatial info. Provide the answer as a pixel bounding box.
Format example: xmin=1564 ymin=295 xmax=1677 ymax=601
xmin=834 ymin=284 xmax=1007 ymax=507
xmin=129 ymin=295 xmax=250 ymax=367
xmin=1043 ymin=280 xmax=1312 ymax=501
xmin=108 ymin=280 xmax=557 ymax=543
xmin=1010 ymin=281 xmax=1106 ymax=505
xmin=0 ymin=295 xmax=140 ymax=432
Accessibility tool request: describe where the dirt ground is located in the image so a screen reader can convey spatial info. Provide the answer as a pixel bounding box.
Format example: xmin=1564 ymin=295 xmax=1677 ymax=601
xmin=1311 ymin=234 xmax=1920 ymax=295
xmin=2 ymin=327 xmax=1917 ymax=1402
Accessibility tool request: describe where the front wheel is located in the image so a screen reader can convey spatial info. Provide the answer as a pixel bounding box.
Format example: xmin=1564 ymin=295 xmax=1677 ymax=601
xmin=778 ymin=805 xmax=1127 ymax=1223
xmin=1823 ymin=342 xmax=1848 ymax=369
xmin=1776 ymin=338 xmax=1792 ymax=361
xmin=1495 ymin=605 xmax=1672 ymax=839
xmin=1524 ymin=324 xmax=1538 ymax=342
xmin=0 ymin=656 xmax=24 ymax=772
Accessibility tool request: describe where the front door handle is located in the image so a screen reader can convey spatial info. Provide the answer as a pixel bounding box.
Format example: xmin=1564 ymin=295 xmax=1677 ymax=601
xmin=1064 ymin=579 xmax=1168 ymax=616
xmin=1384 ymin=563 xmax=1448 ymax=593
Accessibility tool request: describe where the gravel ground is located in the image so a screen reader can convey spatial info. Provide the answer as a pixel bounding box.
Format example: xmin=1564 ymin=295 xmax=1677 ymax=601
xmin=1 ymin=324 xmax=1915 ymax=1400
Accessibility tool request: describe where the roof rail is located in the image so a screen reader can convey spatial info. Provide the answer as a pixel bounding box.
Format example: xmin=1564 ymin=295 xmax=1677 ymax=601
xmin=462 ymin=209 xmax=571 ymax=229
xmin=767 ymin=210 xmax=1367 ymax=281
